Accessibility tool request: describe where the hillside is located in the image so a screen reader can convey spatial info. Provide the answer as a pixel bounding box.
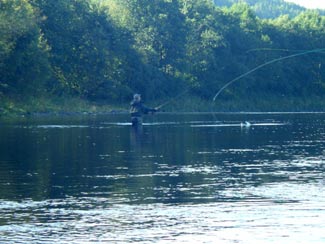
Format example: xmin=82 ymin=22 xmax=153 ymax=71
xmin=213 ymin=0 xmax=325 ymax=18
xmin=0 ymin=0 xmax=325 ymax=115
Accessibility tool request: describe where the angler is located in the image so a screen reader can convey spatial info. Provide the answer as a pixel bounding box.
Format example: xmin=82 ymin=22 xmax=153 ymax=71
xmin=130 ymin=94 xmax=158 ymax=126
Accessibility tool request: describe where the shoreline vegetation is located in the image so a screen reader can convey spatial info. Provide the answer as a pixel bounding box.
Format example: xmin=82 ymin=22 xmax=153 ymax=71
xmin=0 ymin=96 xmax=125 ymax=118
xmin=2 ymin=94 xmax=325 ymax=118
xmin=1 ymin=0 xmax=325 ymax=118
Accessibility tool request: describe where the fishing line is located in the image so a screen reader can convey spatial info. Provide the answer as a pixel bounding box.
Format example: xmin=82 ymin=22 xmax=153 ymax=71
xmin=212 ymin=48 xmax=325 ymax=101
xmin=156 ymin=89 xmax=190 ymax=110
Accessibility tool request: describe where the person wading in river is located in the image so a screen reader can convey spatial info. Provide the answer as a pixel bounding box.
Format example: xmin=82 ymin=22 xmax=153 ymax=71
xmin=130 ymin=94 xmax=158 ymax=126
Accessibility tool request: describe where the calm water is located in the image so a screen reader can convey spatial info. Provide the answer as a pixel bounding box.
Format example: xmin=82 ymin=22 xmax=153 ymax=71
xmin=0 ymin=113 xmax=324 ymax=243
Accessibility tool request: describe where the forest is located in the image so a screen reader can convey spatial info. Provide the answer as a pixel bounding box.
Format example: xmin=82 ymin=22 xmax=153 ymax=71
xmin=214 ymin=0 xmax=325 ymax=18
xmin=0 ymin=0 xmax=325 ymax=115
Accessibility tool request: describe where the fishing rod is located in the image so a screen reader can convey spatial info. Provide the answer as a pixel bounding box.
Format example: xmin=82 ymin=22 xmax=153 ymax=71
xmin=213 ymin=48 xmax=325 ymax=101
xmin=155 ymin=89 xmax=190 ymax=110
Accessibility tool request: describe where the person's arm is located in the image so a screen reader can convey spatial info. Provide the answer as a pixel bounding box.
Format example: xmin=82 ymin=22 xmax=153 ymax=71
xmin=141 ymin=104 xmax=158 ymax=114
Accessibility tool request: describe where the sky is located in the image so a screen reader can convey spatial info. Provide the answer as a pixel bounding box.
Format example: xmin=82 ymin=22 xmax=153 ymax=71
xmin=284 ymin=0 xmax=325 ymax=9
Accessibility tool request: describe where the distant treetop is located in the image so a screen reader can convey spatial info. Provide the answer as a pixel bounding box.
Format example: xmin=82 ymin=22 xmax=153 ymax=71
xmin=213 ymin=0 xmax=325 ymax=18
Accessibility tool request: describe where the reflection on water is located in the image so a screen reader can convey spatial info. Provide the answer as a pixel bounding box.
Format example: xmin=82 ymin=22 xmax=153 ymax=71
xmin=0 ymin=113 xmax=325 ymax=243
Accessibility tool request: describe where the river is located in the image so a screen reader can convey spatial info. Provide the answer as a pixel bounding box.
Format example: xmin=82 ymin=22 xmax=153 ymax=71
xmin=0 ymin=113 xmax=324 ymax=243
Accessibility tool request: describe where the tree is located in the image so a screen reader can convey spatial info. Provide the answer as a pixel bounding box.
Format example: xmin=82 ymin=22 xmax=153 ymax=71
xmin=0 ymin=0 xmax=50 ymax=96
xmin=31 ymin=0 xmax=134 ymax=101
xmin=104 ymin=0 xmax=189 ymax=100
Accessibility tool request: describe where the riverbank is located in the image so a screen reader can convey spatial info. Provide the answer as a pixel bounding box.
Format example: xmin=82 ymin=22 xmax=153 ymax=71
xmin=0 ymin=96 xmax=128 ymax=118
xmin=1 ymin=94 xmax=325 ymax=118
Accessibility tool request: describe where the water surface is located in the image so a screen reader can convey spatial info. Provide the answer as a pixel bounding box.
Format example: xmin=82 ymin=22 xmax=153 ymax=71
xmin=0 ymin=113 xmax=324 ymax=243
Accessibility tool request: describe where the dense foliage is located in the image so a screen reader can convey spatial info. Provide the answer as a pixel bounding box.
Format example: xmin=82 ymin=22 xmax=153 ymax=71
xmin=0 ymin=0 xmax=324 ymax=113
xmin=213 ymin=0 xmax=325 ymax=18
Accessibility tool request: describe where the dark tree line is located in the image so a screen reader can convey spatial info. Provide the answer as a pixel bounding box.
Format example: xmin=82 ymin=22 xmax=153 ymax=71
xmin=0 ymin=0 xmax=324 ymax=112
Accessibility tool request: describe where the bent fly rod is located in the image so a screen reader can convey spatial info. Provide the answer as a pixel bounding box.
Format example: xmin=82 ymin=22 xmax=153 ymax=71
xmin=213 ymin=48 xmax=325 ymax=101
